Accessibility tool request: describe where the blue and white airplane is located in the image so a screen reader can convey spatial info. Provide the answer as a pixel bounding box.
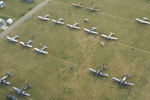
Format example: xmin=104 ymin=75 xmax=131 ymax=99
xmin=6 ymin=35 xmax=19 ymax=43
xmin=84 ymin=27 xmax=98 ymax=35
xmin=34 ymin=45 xmax=48 ymax=54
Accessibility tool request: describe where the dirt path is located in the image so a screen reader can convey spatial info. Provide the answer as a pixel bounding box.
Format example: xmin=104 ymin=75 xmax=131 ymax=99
xmin=0 ymin=0 xmax=52 ymax=39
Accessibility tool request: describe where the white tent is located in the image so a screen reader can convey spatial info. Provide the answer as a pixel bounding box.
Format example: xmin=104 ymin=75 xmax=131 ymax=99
xmin=7 ymin=18 xmax=13 ymax=24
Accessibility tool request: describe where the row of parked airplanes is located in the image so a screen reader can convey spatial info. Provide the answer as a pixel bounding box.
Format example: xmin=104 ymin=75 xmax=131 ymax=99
xmin=72 ymin=2 xmax=99 ymax=12
xmin=89 ymin=64 xmax=135 ymax=86
xmin=72 ymin=2 xmax=150 ymax=24
xmin=38 ymin=15 xmax=118 ymax=40
xmin=6 ymin=35 xmax=48 ymax=55
xmin=0 ymin=72 xmax=31 ymax=99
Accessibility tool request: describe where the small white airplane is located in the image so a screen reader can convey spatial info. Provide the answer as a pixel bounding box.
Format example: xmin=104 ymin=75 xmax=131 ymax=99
xmin=112 ymin=74 xmax=135 ymax=86
xmin=86 ymin=6 xmax=99 ymax=12
xmin=13 ymin=83 xmax=32 ymax=96
xmin=101 ymin=32 xmax=117 ymax=40
xmin=38 ymin=14 xmax=50 ymax=21
xmin=84 ymin=27 xmax=99 ymax=35
xmin=72 ymin=2 xmax=84 ymax=8
xmin=20 ymin=39 xmax=33 ymax=48
xmin=6 ymin=35 xmax=20 ymax=43
xmin=0 ymin=72 xmax=12 ymax=85
xmin=89 ymin=64 xmax=109 ymax=77
xmin=34 ymin=45 xmax=48 ymax=54
xmin=135 ymin=17 xmax=150 ymax=24
xmin=52 ymin=18 xmax=64 ymax=25
xmin=66 ymin=22 xmax=81 ymax=30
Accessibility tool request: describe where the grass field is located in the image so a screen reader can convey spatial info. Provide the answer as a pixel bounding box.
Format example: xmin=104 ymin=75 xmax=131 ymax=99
xmin=0 ymin=0 xmax=42 ymax=21
xmin=0 ymin=0 xmax=150 ymax=100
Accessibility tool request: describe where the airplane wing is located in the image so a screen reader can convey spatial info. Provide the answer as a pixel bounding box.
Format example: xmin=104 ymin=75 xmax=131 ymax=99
xmin=41 ymin=50 xmax=48 ymax=54
xmin=1 ymin=76 xmax=7 ymax=80
xmin=84 ymin=28 xmax=89 ymax=32
xmin=99 ymin=73 xmax=109 ymax=77
xmin=112 ymin=77 xmax=121 ymax=82
xmin=52 ymin=19 xmax=57 ymax=23
xmin=43 ymin=18 xmax=50 ymax=21
xmin=124 ymin=82 xmax=135 ymax=86
xmin=66 ymin=24 xmax=72 ymax=27
xmin=74 ymin=26 xmax=81 ymax=30
xmin=23 ymin=92 xmax=30 ymax=96
xmin=101 ymin=34 xmax=108 ymax=38
xmin=13 ymin=87 xmax=21 ymax=93
xmin=110 ymin=37 xmax=118 ymax=40
xmin=59 ymin=22 xmax=64 ymax=25
xmin=92 ymin=31 xmax=98 ymax=35
xmin=89 ymin=68 xmax=97 ymax=74
xmin=38 ymin=16 xmax=43 ymax=19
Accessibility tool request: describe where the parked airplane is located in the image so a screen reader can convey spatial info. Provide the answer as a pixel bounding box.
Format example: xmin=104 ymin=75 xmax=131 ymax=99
xmin=12 ymin=83 xmax=32 ymax=96
xmin=89 ymin=64 xmax=109 ymax=77
xmin=72 ymin=2 xmax=84 ymax=8
xmin=38 ymin=14 xmax=50 ymax=21
xmin=112 ymin=74 xmax=135 ymax=86
xmin=101 ymin=32 xmax=117 ymax=40
xmin=136 ymin=17 xmax=150 ymax=24
xmin=86 ymin=6 xmax=99 ymax=12
xmin=34 ymin=45 xmax=48 ymax=54
xmin=0 ymin=72 xmax=12 ymax=85
xmin=6 ymin=35 xmax=19 ymax=43
xmin=52 ymin=18 xmax=64 ymax=25
xmin=66 ymin=22 xmax=81 ymax=30
xmin=20 ymin=39 xmax=33 ymax=48
xmin=84 ymin=27 xmax=98 ymax=35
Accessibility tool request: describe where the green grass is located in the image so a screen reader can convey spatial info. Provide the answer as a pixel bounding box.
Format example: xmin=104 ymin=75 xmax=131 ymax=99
xmin=0 ymin=0 xmax=42 ymax=22
xmin=0 ymin=0 xmax=150 ymax=100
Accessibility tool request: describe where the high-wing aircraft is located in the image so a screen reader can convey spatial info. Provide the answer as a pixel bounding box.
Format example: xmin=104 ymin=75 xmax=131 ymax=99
xmin=84 ymin=27 xmax=99 ymax=35
xmin=6 ymin=35 xmax=20 ymax=43
xmin=12 ymin=83 xmax=32 ymax=96
xmin=34 ymin=45 xmax=48 ymax=54
xmin=112 ymin=74 xmax=135 ymax=86
xmin=66 ymin=22 xmax=81 ymax=30
xmin=135 ymin=17 xmax=150 ymax=24
xmin=52 ymin=18 xmax=64 ymax=25
xmin=38 ymin=14 xmax=50 ymax=21
xmin=72 ymin=2 xmax=84 ymax=8
xmin=0 ymin=72 xmax=12 ymax=85
xmin=89 ymin=64 xmax=109 ymax=77
xmin=20 ymin=39 xmax=33 ymax=48
xmin=86 ymin=6 xmax=99 ymax=12
xmin=101 ymin=32 xmax=118 ymax=40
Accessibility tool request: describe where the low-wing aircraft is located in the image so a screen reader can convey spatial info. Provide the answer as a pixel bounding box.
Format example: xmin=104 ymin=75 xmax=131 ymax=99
xmin=135 ymin=17 xmax=150 ymax=24
xmin=12 ymin=83 xmax=32 ymax=96
xmin=38 ymin=14 xmax=50 ymax=21
xmin=66 ymin=22 xmax=81 ymax=30
xmin=34 ymin=45 xmax=48 ymax=54
xmin=20 ymin=39 xmax=33 ymax=48
xmin=72 ymin=2 xmax=84 ymax=8
xmin=84 ymin=27 xmax=99 ymax=35
xmin=86 ymin=6 xmax=99 ymax=12
xmin=112 ymin=74 xmax=135 ymax=86
xmin=52 ymin=18 xmax=64 ymax=25
xmin=89 ymin=64 xmax=109 ymax=77
xmin=6 ymin=35 xmax=19 ymax=43
xmin=0 ymin=72 xmax=12 ymax=85
xmin=101 ymin=32 xmax=118 ymax=40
